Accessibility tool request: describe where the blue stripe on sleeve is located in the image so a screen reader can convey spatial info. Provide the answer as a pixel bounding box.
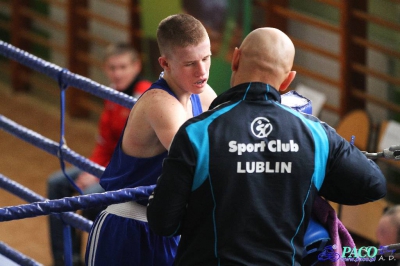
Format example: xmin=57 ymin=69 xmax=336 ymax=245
xmin=186 ymin=102 xmax=241 ymax=191
xmin=275 ymin=103 xmax=329 ymax=190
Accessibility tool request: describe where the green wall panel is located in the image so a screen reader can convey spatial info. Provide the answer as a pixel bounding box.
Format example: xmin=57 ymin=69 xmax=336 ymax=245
xmin=141 ymin=0 xmax=182 ymax=38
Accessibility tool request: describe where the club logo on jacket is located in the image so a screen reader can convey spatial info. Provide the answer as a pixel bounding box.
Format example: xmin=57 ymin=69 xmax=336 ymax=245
xmin=228 ymin=116 xmax=298 ymax=174
xmin=251 ymin=117 xmax=273 ymax=138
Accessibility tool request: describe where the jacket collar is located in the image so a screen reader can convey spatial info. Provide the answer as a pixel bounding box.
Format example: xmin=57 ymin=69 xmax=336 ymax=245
xmin=210 ymin=82 xmax=281 ymax=109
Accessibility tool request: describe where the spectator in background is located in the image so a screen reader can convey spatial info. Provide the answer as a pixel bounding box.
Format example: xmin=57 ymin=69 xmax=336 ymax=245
xmin=47 ymin=43 xmax=151 ymax=266
xmin=377 ymin=206 xmax=400 ymax=246
xmin=360 ymin=205 xmax=400 ymax=266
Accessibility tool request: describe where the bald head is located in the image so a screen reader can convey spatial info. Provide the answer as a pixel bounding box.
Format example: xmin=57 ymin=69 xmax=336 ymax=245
xmin=377 ymin=205 xmax=400 ymax=246
xmin=230 ymin=27 xmax=295 ymax=90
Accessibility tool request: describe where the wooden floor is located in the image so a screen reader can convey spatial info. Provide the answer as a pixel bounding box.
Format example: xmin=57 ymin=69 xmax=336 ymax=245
xmin=0 ymin=83 xmax=97 ymax=265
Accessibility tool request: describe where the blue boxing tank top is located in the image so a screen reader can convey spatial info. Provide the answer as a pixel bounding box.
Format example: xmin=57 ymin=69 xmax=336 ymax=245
xmin=99 ymin=77 xmax=203 ymax=193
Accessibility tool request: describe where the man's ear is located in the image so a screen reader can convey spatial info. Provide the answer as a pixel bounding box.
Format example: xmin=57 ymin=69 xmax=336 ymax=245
xmin=279 ymin=71 xmax=296 ymax=91
xmin=158 ymin=56 xmax=169 ymax=70
xmin=231 ymin=47 xmax=240 ymax=71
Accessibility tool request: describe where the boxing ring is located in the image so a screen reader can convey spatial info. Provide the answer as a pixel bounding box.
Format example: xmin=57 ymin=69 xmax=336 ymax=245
xmin=1 ymin=39 xmax=400 ymax=266
xmin=0 ymin=40 xmax=155 ymax=266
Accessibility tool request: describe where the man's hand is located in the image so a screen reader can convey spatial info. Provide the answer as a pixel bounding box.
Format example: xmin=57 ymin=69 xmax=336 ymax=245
xmin=75 ymin=172 xmax=99 ymax=190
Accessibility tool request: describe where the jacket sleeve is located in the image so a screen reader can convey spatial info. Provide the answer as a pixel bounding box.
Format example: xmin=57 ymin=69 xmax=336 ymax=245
xmin=319 ymin=124 xmax=387 ymax=205
xmin=89 ymin=100 xmax=117 ymax=167
xmin=147 ymin=126 xmax=195 ymax=236
xmin=133 ymin=80 xmax=152 ymax=96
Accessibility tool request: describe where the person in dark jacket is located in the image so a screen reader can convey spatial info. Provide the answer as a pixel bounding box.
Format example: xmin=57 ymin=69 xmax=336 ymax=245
xmin=147 ymin=27 xmax=387 ymax=266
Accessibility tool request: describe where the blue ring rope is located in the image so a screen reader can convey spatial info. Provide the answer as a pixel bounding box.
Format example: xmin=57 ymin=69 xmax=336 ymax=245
xmin=0 ymin=185 xmax=155 ymax=222
xmin=0 ymin=40 xmax=136 ymax=109
xmin=0 ymin=38 xmax=148 ymax=265
xmin=0 ymin=173 xmax=92 ymax=232
xmin=56 ymin=67 xmax=84 ymax=266
xmin=56 ymin=67 xmax=84 ymax=195
xmin=0 ymin=241 xmax=41 ymax=266
xmin=0 ymin=40 xmax=145 ymax=265
xmin=0 ymin=115 xmax=105 ymax=178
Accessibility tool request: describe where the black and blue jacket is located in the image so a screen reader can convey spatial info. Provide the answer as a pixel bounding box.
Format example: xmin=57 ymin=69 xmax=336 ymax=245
xmin=147 ymin=82 xmax=386 ymax=266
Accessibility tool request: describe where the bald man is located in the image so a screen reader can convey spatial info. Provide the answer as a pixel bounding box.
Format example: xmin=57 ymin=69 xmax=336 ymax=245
xmin=359 ymin=206 xmax=400 ymax=266
xmin=377 ymin=206 xmax=400 ymax=247
xmin=147 ymin=27 xmax=386 ymax=265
